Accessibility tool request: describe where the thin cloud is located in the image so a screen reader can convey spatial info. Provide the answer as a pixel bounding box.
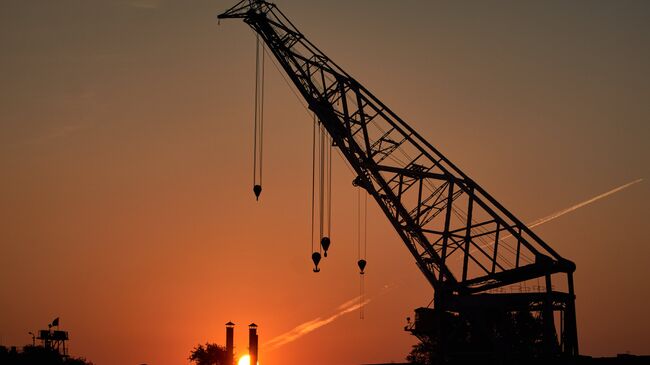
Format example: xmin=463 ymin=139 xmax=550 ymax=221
xmin=337 ymin=295 xmax=365 ymax=311
xmin=263 ymin=295 xmax=371 ymax=351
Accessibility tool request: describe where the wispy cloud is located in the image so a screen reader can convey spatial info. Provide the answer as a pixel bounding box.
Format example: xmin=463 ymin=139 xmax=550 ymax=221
xmin=263 ymin=295 xmax=371 ymax=351
xmin=262 ymin=284 xmax=396 ymax=351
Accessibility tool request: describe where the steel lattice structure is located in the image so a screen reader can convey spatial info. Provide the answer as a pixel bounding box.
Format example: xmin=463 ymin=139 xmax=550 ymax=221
xmin=219 ymin=0 xmax=578 ymax=359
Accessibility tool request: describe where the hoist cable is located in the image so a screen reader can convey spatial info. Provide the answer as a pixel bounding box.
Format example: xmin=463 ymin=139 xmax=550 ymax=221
xmin=311 ymin=114 xmax=316 ymax=254
xmin=258 ymin=40 xmax=265 ymax=185
xmin=253 ymin=34 xmax=260 ymax=185
xmin=364 ymin=191 xmax=368 ymax=258
xmin=319 ymin=124 xmax=324 ymax=253
xmin=353 ymin=187 xmax=358 ymax=259
xmin=328 ymin=135 xmax=332 ymax=237
xmin=357 ymin=188 xmax=361 ymax=259
xmin=359 ymin=189 xmax=366 ymax=320
xmin=360 ymin=273 xmax=365 ymax=320
xmin=262 ymin=45 xmax=356 ymax=179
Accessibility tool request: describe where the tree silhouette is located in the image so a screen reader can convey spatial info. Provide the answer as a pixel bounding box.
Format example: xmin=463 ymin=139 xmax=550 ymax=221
xmin=406 ymin=339 xmax=435 ymax=365
xmin=0 ymin=345 xmax=93 ymax=365
xmin=189 ymin=343 xmax=229 ymax=365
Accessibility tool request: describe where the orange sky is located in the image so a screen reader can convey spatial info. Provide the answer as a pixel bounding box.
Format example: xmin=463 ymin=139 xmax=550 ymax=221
xmin=1 ymin=1 xmax=649 ymax=364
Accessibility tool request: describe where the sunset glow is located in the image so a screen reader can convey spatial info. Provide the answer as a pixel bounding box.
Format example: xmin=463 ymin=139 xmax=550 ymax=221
xmin=1 ymin=1 xmax=648 ymax=365
xmin=238 ymin=355 xmax=258 ymax=365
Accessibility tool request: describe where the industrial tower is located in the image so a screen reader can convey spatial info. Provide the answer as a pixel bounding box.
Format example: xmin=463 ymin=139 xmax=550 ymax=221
xmin=218 ymin=1 xmax=578 ymax=362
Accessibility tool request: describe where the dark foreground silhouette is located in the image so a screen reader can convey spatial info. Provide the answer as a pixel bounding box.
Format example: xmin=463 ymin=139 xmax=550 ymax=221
xmin=0 ymin=345 xmax=92 ymax=365
xmin=407 ymin=340 xmax=649 ymax=365
xmin=189 ymin=343 xmax=230 ymax=365
xmin=405 ymin=310 xmax=648 ymax=365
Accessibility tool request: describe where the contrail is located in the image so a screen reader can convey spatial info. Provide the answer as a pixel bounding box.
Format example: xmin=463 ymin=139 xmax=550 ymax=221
xmin=471 ymin=178 xmax=643 ymax=253
xmin=263 ymin=295 xmax=371 ymax=351
xmin=524 ymin=178 xmax=643 ymax=229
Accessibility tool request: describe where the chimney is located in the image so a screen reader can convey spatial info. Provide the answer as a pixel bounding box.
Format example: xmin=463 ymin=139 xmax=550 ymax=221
xmin=226 ymin=322 xmax=235 ymax=365
xmin=248 ymin=323 xmax=258 ymax=365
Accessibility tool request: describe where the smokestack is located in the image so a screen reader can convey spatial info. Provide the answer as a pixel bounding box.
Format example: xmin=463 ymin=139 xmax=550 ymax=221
xmin=226 ymin=322 xmax=235 ymax=365
xmin=248 ymin=323 xmax=258 ymax=365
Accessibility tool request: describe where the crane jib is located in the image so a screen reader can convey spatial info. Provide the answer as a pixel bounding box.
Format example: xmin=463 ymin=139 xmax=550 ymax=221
xmin=219 ymin=0 xmax=579 ymax=357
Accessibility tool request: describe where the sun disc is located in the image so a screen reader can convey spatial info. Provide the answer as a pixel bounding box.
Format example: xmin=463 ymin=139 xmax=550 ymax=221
xmin=238 ymin=355 xmax=250 ymax=365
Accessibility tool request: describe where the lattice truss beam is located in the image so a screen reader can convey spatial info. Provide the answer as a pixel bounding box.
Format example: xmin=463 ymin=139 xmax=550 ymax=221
xmin=218 ymin=0 xmax=575 ymax=295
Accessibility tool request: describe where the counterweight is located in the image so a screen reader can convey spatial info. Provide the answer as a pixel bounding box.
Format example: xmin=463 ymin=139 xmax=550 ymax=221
xmin=219 ymin=0 xmax=579 ymax=359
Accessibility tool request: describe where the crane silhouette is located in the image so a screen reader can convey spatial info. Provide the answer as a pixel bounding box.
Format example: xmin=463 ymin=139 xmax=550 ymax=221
xmin=218 ymin=1 xmax=578 ymax=361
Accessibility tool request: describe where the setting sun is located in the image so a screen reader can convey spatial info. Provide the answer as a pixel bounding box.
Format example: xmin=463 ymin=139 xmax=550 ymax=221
xmin=238 ymin=355 xmax=259 ymax=365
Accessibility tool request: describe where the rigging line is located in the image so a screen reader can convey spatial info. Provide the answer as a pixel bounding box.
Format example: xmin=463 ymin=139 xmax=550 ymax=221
xmin=321 ymin=128 xmax=326 ymax=238
xmin=471 ymin=178 xmax=646 ymax=264
xmin=266 ymin=43 xmax=435 ymax=206
xmin=262 ymin=45 xmax=360 ymax=179
xmin=360 ymin=192 xmax=368 ymax=320
xmin=350 ymin=188 xmax=361 ymax=260
xmin=357 ymin=187 xmax=361 ymax=258
xmin=262 ymin=46 xmax=310 ymax=112
xmin=452 ymin=202 xmax=530 ymax=261
xmin=262 ymin=40 xmax=492 ymax=259
xmin=328 ymin=134 xmax=333 ymax=236
xmin=359 ymin=273 xmax=365 ymax=320
xmin=252 ymin=28 xmax=531 ymax=272
xmin=352 ymin=187 xmax=361 ymax=261
xmin=311 ymin=113 xmax=317 ymax=253
xmin=358 ymin=186 xmax=365 ymax=320
xmin=259 ymin=39 xmax=265 ymax=185
xmin=415 ymin=180 xmax=535 ymax=265
xmin=426 ymin=297 xmax=434 ymax=309
xmin=318 ymin=121 xmax=325 ymax=252
xmin=334 ymin=147 xmax=356 ymax=175
xmin=260 ymin=45 xmax=359 ymax=180
xmin=456 ymin=217 xmax=532 ymax=266
xmin=364 ymin=191 xmax=368 ymax=258
xmin=430 ymin=181 xmax=537 ymax=264
xmin=253 ymin=33 xmax=260 ymax=185
xmin=449 ymin=208 xmax=518 ymax=268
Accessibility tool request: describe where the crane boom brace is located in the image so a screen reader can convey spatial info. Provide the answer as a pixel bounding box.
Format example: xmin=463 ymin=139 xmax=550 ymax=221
xmin=219 ymin=0 xmax=578 ymax=358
